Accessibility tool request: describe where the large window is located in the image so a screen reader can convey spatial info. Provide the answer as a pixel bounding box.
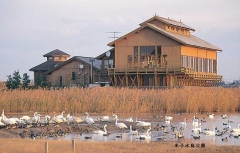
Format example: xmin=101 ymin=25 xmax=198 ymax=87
xmin=104 ymin=59 xmax=114 ymax=68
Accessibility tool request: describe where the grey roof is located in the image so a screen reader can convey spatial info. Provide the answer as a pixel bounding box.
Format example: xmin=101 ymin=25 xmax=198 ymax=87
xmin=147 ymin=23 xmax=221 ymax=51
xmin=45 ymin=56 xmax=101 ymax=74
xmin=43 ymin=49 xmax=70 ymax=57
xmin=29 ymin=60 xmax=62 ymax=71
xmin=140 ymin=15 xmax=195 ymax=31
xmin=75 ymin=56 xmax=101 ymax=70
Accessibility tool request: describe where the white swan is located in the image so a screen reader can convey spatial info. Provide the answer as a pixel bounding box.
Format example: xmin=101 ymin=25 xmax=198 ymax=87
xmin=138 ymin=128 xmax=151 ymax=140
xmin=20 ymin=115 xmax=31 ymax=122
xmin=179 ymin=118 xmax=187 ymax=126
xmin=113 ymin=114 xmax=127 ymax=130
xmin=85 ymin=112 xmax=95 ymax=125
xmin=204 ymin=126 xmax=215 ymax=136
xmin=209 ymin=114 xmax=214 ymax=119
xmin=165 ymin=116 xmax=173 ymax=120
xmin=192 ymin=123 xmax=202 ymax=133
xmin=126 ymin=116 xmax=133 ymax=122
xmin=192 ymin=116 xmax=199 ymax=127
xmin=135 ymin=118 xmax=151 ymax=127
xmin=98 ymin=115 xmax=110 ymax=122
xmin=165 ymin=120 xmax=170 ymax=124
xmin=129 ymin=125 xmax=138 ymax=135
xmin=94 ymin=125 xmax=108 ymax=135
xmin=231 ymin=124 xmax=240 ymax=135
xmin=1 ymin=116 xmax=17 ymax=125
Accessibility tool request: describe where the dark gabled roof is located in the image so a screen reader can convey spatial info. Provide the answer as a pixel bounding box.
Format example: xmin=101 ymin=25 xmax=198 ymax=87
xmin=45 ymin=56 xmax=101 ymax=74
xmin=140 ymin=15 xmax=195 ymax=31
xmin=95 ymin=48 xmax=114 ymax=59
xmin=43 ymin=49 xmax=70 ymax=57
xmin=29 ymin=60 xmax=62 ymax=72
xmin=108 ymin=22 xmax=221 ymax=51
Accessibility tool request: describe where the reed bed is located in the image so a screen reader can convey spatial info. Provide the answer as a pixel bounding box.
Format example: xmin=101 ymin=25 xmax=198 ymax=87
xmin=0 ymin=138 xmax=239 ymax=153
xmin=0 ymin=86 xmax=239 ymax=114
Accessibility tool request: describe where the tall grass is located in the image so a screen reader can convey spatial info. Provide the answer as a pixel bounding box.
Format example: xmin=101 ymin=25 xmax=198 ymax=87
xmin=0 ymin=139 xmax=239 ymax=153
xmin=0 ymin=86 xmax=239 ymax=114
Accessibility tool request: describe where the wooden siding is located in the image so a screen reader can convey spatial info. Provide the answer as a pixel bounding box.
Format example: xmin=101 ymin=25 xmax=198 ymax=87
xmin=48 ymin=60 xmax=97 ymax=87
xmin=148 ymin=19 xmax=165 ymax=30
xmin=181 ymin=46 xmax=216 ymax=59
xmin=162 ymin=45 xmax=181 ymax=68
xmin=115 ymin=28 xmax=180 ymax=70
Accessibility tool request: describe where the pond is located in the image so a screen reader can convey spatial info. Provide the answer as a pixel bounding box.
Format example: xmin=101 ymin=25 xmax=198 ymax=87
xmin=45 ymin=112 xmax=240 ymax=146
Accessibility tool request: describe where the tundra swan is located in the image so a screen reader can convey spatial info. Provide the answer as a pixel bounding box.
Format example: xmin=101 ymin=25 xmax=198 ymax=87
xmin=113 ymin=114 xmax=127 ymax=130
xmin=135 ymin=118 xmax=151 ymax=127
xmin=165 ymin=116 xmax=173 ymax=120
xmin=138 ymin=128 xmax=151 ymax=140
xmin=129 ymin=125 xmax=138 ymax=135
xmin=208 ymin=114 xmax=214 ymax=119
xmin=179 ymin=118 xmax=187 ymax=126
xmin=204 ymin=126 xmax=216 ymax=136
xmin=192 ymin=116 xmax=199 ymax=127
xmin=126 ymin=116 xmax=133 ymax=122
xmin=94 ymin=125 xmax=107 ymax=135
xmin=85 ymin=112 xmax=95 ymax=125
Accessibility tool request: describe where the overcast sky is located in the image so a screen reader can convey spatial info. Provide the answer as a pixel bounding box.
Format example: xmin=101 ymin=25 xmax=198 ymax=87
xmin=0 ymin=0 xmax=240 ymax=82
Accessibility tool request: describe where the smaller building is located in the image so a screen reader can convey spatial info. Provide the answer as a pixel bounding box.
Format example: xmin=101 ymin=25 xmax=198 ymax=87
xmin=30 ymin=49 xmax=105 ymax=88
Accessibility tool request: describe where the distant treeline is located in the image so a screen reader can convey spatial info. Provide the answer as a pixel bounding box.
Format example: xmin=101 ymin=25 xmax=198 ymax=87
xmin=0 ymin=86 xmax=239 ymax=114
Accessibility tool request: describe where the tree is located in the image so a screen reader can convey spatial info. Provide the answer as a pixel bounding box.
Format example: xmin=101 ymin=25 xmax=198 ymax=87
xmin=35 ymin=73 xmax=42 ymax=88
xmin=22 ymin=73 xmax=30 ymax=89
xmin=12 ymin=70 xmax=21 ymax=89
xmin=5 ymin=74 xmax=13 ymax=89
xmin=41 ymin=75 xmax=48 ymax=88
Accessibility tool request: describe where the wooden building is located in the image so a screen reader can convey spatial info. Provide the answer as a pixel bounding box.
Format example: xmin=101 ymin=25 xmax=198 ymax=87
xmin=98 ymin=15 xmax=222 ymax=87
xmin=30 ymin=49 xmax=102 ymax=87
xmin=30 ymin=49 xmax=70 ymax=87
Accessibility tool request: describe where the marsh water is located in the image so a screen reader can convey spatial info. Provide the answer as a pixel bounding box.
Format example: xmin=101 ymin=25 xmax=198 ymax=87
xmin=45 ymin=112 xmax=240 ymax=146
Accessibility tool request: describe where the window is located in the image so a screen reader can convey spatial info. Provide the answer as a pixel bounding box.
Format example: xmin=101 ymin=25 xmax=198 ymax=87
xmin=104 ymin=59 xmax=114 ymax=68
xmin=182 ymin=55 xmax=188 ymax=67
xmin=72 ymin=72 xmax=76 ymax=80
xmin=134 ymin=46 xmax=138 ymax=63
xmin=140 ymin=46 xmax=155 ymax=67
xmin=48 ymin=57 xmax=53 ymax=60
xmin=198 ymin=58 xmax=202 ymax=72
xmin=54 ymin=57 xmax=60 ymax=60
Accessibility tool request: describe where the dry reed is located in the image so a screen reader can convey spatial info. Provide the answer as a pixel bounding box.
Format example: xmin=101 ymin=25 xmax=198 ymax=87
xmin=0 ymin=138 xmax=239 ymax=153
xmin=0 ymin=86 xmax=239 ymax=114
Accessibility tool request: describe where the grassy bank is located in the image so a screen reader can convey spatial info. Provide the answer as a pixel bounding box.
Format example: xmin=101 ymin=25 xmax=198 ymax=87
xmin=0 ymin=86 xmax=239 ymax=114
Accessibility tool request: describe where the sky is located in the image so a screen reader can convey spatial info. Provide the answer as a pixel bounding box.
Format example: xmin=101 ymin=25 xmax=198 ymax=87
xmin=0 ymin=0 xmax=240 ymax=82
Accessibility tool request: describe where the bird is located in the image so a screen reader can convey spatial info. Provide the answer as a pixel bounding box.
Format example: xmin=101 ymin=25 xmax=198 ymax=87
xmin=85 ymin=112 xmax=95 ymax=126
xmin=208 ymin=114 xmax=214 ymax=118
xmin=93 ymin=125 xmax=108 ymax=135
xmin=20 ymin=115 xmax=31 ymax=122
xmin=179 ymin=118 xmax=187 ymax=126
xmin=129 ymin=125 xmax=138 ymax=135
xmin=222 ymin=137 xmax=228 ymax=142
xmin=101 ymin=115 xmax=110 ymax=122
xmin=192 ymin=115 xmax=199 ymax=127
xmin=165 ymin=120 xmax=170 ymax=124
xmin=135 ymin=118 xmax=151 ymax=127
xmin=221 ymin=114 xmax=228 ymax=119
xmin=204 ymin=126 xmax=216 ymax=135
xmin=138 ymin=128 xmax=151 ymax=140
xmin=113 ymin=114 xmax=127 ymax=131
xmin=84 ymin=136 xmax=92 ymax=139
xmin=165 ymin=116 xmax=173 ymax=121
xmin=126 ymin=116 xmax=134 ymax=122
xmin=192 ymin=135 xmax=201 ymax=140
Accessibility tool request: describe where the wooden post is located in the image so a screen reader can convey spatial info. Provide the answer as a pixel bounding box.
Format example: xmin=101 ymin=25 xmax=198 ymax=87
xmin=45 ymin=142 xmax=48 ymax=153
xmin=72 ymin=139 xmax=75 ymax=152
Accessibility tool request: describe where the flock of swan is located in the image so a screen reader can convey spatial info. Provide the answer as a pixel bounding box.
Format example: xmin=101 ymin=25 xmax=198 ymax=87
xmin=0 ymin=110 xmax=240 ymax=143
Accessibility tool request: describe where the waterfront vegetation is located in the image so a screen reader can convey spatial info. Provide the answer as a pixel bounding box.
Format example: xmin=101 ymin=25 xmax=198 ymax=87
xmin=0 ymin=85 xmax=239 ymax=114
xmin=0 ymin=139 xmax=239 ymax=153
